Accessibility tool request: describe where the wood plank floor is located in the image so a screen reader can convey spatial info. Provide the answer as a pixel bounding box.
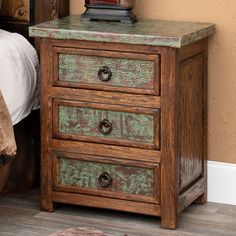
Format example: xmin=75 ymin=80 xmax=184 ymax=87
xmin=0 ymin=190 xmax=236 ymax=236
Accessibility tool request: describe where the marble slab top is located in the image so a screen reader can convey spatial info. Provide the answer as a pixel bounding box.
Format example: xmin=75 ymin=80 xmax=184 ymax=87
xmin=29 ymin=15 xmax=215 ymax=48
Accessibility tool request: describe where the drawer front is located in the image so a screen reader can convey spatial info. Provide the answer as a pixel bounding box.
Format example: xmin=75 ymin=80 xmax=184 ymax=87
xmin=53 ymin=100 xmax=160 ymax=149
xmin=53 ymin=48 xmax=160 ymax=95
xmin=53 ymin=152 xmax=160 ymax=203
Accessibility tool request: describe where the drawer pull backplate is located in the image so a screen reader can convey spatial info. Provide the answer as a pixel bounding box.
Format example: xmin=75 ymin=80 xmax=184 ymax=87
xmin=98 ymin=66 xmax=112 ymax=82
xmin=98 ymin=119 xmax=113 ymax=135
xmin=98 ymin=172 xmax=113 ymax=188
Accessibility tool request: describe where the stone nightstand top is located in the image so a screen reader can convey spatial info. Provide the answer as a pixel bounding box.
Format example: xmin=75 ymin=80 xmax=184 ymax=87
xmin=29 ymin=15 xmax=215 ymax=48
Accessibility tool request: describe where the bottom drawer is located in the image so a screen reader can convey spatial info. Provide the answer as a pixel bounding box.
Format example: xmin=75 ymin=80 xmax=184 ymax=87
xmin=53 ymin=151 xmax=160 ymax=204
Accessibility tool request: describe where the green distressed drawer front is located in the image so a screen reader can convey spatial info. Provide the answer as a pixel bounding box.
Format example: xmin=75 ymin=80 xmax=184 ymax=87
xmin=53 ymin=100 xmax=159 ymax=149
xmin=53 ymin=48 xmax=160 ymax=95
xmin=53 ymin=153 xmax=159 ymax=203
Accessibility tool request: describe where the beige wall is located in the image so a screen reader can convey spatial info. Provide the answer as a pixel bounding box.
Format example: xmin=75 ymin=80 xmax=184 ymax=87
xmin=70 ymin=0 xmax=236 ymax=164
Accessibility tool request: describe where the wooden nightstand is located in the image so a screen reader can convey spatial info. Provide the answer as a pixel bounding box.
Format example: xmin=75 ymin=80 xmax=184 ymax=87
xmin=29 ymin=16 xmax=215 ymax=229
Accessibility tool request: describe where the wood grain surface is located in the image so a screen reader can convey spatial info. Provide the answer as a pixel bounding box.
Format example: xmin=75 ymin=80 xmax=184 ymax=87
xmin=178 ymin=53 xmax=204 ymax=191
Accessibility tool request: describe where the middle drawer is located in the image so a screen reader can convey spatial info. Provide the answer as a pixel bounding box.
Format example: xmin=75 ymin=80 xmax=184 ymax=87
xmin=53 ymin=99 xmax=160 ymax=150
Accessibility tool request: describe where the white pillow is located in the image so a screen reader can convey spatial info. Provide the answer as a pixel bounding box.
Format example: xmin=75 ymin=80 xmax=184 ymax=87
xmin=0 ymin=30 xmax=39 ymax=125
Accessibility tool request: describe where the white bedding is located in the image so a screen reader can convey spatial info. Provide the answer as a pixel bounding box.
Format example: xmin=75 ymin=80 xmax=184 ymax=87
xmin=0 ymin=29 xmax=39 ymax=125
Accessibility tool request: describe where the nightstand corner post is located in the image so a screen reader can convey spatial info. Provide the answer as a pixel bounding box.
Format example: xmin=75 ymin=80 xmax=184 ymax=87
xmin=39 ymin=38 xmax=55 ymax=213
xmin=160 ymin=47 xmax=179 ymax=229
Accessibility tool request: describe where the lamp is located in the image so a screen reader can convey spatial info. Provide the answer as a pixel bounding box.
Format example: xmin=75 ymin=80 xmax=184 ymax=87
xmin=81 ymin=0 xmax=137 ymax=23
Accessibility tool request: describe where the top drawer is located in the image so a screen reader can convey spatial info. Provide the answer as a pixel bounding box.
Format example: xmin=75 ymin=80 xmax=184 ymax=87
xmin=53 ymin=47 xmax=160 ymax=95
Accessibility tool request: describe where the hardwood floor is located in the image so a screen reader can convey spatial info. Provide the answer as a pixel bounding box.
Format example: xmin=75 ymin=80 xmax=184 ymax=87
xmin=0 ymin=190 xmax=235 ymax=236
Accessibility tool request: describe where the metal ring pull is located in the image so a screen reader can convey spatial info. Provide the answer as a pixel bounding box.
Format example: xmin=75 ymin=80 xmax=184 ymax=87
xmin=99 ymin=119 xmax=112 ymax=135
xmin=98 ymin=66 xmax=112 ymax=82
xmin=98 ymin=172 xmax=112 ymax=188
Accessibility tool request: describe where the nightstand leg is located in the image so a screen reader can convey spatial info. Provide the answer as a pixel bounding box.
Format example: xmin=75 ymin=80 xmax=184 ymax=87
xmin=195 ymin=193 xmax=207 ymax=205
xmin=195 ymin=173 xmax=207 ymax=205
xmin=161 ymin=214 xmax=177 ymax=230
xmin=40 ymin=198 xmax=55 ymax=212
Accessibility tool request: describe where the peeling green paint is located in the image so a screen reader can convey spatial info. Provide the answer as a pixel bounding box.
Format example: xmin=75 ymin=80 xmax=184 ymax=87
xmin=58 ymin=105 xmax=155 ymax=144
xmin=59 ymin=158 xmax=154 ymax=196
xmin=59 ymin=54 xmax=154 ymax=89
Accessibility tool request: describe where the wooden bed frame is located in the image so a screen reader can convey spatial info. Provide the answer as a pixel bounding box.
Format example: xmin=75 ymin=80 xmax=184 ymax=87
xmin=0 ymin=0 xmax=69 ymax=43
xmin=0 ymin=0 xmax=69 ymax=194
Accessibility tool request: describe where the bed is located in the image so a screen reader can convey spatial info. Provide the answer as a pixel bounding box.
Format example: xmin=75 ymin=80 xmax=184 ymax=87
xmin=0 ymin=0 xmax=69 ymax=194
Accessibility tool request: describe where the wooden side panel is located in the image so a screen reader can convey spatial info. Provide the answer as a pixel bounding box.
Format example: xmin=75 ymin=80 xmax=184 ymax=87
xmin=178 ymin=54 xmax=204 ymax=191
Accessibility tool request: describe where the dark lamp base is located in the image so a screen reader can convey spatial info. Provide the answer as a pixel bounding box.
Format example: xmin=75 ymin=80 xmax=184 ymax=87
xmin=81 ymin=7 xmax=137 ymax=24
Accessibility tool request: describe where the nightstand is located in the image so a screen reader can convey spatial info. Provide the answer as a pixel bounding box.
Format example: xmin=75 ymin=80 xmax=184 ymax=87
xmin=29 ymin=16 xmax=215 ymax=229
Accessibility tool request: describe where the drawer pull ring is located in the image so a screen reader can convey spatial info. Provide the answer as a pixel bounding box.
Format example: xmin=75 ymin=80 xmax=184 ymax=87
xmin=98 ymin=66 xmax=112 ymax=82
xmin=99 ymin=119 xmax=113 ymax=135
xmin=98 ymin=172 xmax=112 ymax=188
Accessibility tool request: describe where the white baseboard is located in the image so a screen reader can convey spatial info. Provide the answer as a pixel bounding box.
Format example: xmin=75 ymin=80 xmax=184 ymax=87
xmin=208 ymin=161 xmax=236 ymax=205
